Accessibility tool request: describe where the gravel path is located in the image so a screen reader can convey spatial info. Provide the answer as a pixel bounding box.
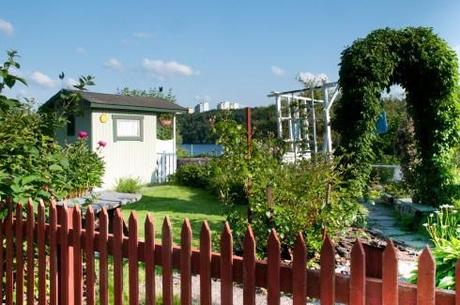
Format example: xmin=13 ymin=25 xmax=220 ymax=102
xmin=153 ymin=273 xmax=312 ymax=305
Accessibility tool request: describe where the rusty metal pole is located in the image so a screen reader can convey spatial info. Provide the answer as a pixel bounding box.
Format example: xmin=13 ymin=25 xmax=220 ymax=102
xmin=246 ymin=107 xmax=253 ymax=223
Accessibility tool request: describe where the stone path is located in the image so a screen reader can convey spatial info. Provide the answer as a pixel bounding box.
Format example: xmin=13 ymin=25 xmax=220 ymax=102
xmin=363 ymin=200 xmax=432 ymax=280
xmin=58 ymin=191 xmax=142 ymax=212
xmin=363 ymin=200 xmax=430 ymax=250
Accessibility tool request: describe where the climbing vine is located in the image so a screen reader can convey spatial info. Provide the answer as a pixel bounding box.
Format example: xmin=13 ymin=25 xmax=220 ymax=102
xmin=334 ymin=27 xmax=460 ymax=207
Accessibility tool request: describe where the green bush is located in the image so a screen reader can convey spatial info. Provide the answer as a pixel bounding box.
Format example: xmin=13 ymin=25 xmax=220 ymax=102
xmin=63 ymin=138 xmax=105 ymax=196
xmin=0 ymin=50 xmax=102 ymax=214
xmin=211 ymin=118 xmax=362 ymax=257
xmin=174 ymin=163 xmax=210 ymax=188
xmin=115 ymin=177 xmax=143 ymax=193
xmin=411 ymin=205 xmax=460 ymax=289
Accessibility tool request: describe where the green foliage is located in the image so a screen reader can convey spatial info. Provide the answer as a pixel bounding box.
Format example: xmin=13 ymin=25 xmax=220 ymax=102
xmin=177 ymin=105 xmax=277 ymax=144
xmin=210 ymin=119 xmax=362 ymax=257
xmin=118 ymin=87 xmax=177 ymax=103
xmin=115 ymin=177 xmax=143 ymax=193
xmin=64 ymin=139 xmax=105 ymax=195
xmin=0 ymin=50 xmax=104 ymax=212
xmin=173 ymin=163 xmax=210 ymax=188
xmin=395 ymin=115 xmax=419 ymax=195
xmin=335 ymin=27 xmax=460 ymax=207
xmin=372 ymin=97 xmax=407 ymax=160
xmin=411 ymin=205 xmax=460 ymax=289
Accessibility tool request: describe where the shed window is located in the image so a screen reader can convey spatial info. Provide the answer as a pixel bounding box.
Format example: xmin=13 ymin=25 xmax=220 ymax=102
xmin=113 ymin=115 xmax=144 ymax=141
xmin=67 ymin=115 xmax=76 ymax=136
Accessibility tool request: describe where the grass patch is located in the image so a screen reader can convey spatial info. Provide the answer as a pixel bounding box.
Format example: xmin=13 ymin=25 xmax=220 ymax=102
xmin=121 ymin=184 xmax=228 ymax=247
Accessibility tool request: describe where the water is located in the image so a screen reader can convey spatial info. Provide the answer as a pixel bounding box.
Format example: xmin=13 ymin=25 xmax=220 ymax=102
xmin=180 ymin=144 xmax=223 ymax=157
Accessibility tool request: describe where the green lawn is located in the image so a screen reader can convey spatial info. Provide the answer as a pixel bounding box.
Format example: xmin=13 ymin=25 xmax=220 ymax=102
xmin=121 ymin=185 xmax=226 ymax=247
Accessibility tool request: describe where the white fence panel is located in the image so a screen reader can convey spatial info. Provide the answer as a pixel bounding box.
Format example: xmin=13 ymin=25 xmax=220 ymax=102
xmin=154 ymin=152 xmax=177 ymax=183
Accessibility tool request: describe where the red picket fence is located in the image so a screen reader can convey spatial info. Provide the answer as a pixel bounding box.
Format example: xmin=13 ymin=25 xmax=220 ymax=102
xmin=0 ymin=200 xmax=459 ymax=305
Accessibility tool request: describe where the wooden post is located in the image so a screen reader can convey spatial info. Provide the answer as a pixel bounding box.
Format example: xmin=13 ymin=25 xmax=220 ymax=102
xmin=57 ymin=205 xmax=75 ymax=305
xmin=246 ymin=106 xmax=253 ymax=224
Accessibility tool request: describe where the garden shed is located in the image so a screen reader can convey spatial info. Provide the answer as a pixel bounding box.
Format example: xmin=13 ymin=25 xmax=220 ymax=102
xmin=42 ymin=90 xmax=186 ymax=189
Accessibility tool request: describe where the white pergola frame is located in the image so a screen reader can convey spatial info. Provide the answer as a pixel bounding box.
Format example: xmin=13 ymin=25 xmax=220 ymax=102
xmin=268 ymin=82 xmax=340 ymax=158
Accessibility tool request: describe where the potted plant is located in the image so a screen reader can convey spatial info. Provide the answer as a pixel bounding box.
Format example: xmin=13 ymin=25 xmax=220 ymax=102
xmin=159 ymin=113 xmax=173 ymax=127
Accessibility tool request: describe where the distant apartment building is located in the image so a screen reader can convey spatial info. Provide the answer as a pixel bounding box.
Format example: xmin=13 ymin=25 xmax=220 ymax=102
xmin=187 ymin=107 xmax=194 ymax=114
xmin=194 ymin=101 xmax=209 ymax=113
xmin=217 ymin=101 xmax=240 ymax=110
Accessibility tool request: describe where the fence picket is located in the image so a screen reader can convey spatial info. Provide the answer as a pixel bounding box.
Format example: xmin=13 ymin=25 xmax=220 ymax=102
xmin=5 ymin=209 xmax=13 ymax=305
xmin=181 ymin=219 xmax=192 ymax=305
xmin=456 ymin=259 xmax=460 ymax=305
xmin=268 ymin=229 xmax=281 ymax=305
xmin=417 ymin=247 xmax=435 ymax=305
xmin=73 ymin=206 xmax=83 ymax=305
xmin=292 ymin=233 xmax=307 ymax=305
xmin=49 ymin=201 xmax=58 ymax=305
xmin=85 ymin=207 xmax=96 ymax=305
xmin=220 ymin=222 xmax=233 ymax=305
xmin=243 ymin=225 xmax=256 ymax=305
xmin=38 ymin=201 xmax=47 ymax=305
xmin=0 ymin=213 xmax=3 ymax=305
xmin=4 ymin=201 xmax=460 ymax=305
xmin=113 ymin=209 xmax=124 ymax=305
xmin=200 ymin=221 xmax=212 ymax=305
xmin=15 ymin=204 xmax=24 ymax=305
xmin=320 ymin=235 xmax=335 ymax=305
xmin=382 ymin=240 xmax=398 ymax=305
xmin=99 ymin=208 xmax=109 ymax=305
xmin=26 ymin=200 xmax=35 ymax=305
xmin=350 ymin=240 xmax=365 ymax=305
xmin=59 ymin=205 xmax=71 ymax=304
xmin=128 ymin=213 xmax=139 ymax=305
xmin=145 ymin=214 xmax=155 ymax=305
xmin=162 ymin=216 xmax=173 ymax=305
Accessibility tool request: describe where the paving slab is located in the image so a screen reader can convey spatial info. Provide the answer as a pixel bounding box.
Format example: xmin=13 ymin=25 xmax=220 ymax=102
xmin=363 ymin=201 xmax=430 ymax=250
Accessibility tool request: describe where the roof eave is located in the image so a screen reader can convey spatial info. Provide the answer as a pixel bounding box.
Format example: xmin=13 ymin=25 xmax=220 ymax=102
xmin=89 ymin=102 xmax=187 ymax=113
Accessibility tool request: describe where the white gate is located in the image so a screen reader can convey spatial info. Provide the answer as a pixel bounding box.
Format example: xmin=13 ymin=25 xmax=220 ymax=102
xmin=154 ymin=152 xmax=177 ymax=183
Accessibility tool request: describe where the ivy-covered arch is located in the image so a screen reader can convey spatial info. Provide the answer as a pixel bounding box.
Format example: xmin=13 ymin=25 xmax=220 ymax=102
xmin=334 ymin=27 xmax=460 ymax=207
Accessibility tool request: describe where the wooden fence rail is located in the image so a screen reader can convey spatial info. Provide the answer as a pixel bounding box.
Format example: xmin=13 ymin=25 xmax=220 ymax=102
xmin=0 ymin=201 xmax=458 ymax=305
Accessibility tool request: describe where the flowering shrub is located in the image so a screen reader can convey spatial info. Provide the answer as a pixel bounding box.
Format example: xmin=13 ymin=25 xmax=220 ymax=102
xmin=0 ymin=50 xmax=104 ymax=215
xmin=411 ymin=205 xmax=460 ymax=289
xmin=63 ymin=137 xmax=105 ymax=197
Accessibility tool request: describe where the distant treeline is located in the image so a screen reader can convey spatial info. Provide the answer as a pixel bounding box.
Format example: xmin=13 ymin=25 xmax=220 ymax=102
xmin=177 ymin=105 xmax=277 ymax=144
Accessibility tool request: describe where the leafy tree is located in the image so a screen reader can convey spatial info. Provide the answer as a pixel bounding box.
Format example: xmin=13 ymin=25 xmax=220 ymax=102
xmin=118 ymin=87 xmax=176 ymax=103
xmin=118 ymin=87 xmax=179 ymax=141
xmin=177 ymin=105 xmax=277 ymax=144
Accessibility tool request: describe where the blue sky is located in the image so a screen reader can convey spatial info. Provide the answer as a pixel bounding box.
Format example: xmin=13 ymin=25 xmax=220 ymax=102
xmin=1 ymin=1 xmax=459 ymax=108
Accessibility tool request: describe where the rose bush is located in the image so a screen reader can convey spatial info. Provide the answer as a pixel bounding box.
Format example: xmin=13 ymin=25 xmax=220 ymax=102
xmin=0 ymin=50 xmax=104 ymax=216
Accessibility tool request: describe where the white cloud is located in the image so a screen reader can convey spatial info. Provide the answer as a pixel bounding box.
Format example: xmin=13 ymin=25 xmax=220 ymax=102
xmin=142 ymin=59 xmax=196 ymax=77
xmin=65 ymin=78 xmax=79 ymax=89
xmin=297 ymin=72 xmax=328 ymax=86
xmin=271 ymin=65 xmax=285 ymax=76
xmin=0 ymin=19 xmax=13 ymax=36
xmin=133 ymin=32 xmax=153 ymax=39
xmin=76 ymin=47 xmax=86 ymax=54
xmin=454 ymin=45 xmax=460 ymax=57
xmin=104 ymin=58 xmax=123 ymax=71
xmin=29 ymin=71 xmax=57 ymax=89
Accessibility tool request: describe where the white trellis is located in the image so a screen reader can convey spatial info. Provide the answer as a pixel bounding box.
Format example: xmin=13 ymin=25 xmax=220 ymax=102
xmin=268 ymin=81 xmax=340 ymax=162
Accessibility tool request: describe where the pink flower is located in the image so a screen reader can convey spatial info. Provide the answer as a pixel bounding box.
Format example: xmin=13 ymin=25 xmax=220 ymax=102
xmin=78 ymin=131 xmax=88 ymax=139
xmin=97 ymin=140 xmax=107 ymax=148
